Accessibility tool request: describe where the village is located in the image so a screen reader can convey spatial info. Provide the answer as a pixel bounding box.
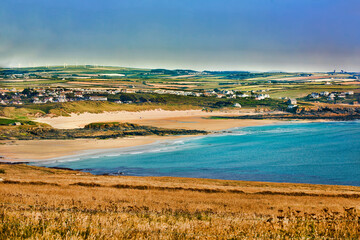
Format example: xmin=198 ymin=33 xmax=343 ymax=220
xmin=0 ymin=86 xmax=274 ymax=106
xmin=306 ymin=90 xmax=358 ymax=105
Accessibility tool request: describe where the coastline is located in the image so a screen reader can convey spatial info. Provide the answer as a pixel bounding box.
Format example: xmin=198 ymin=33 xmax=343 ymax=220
xmin=0 ymin=113 xmax=283 ymax=162
xmin=0 ymin=135 xmax=189 ymax=162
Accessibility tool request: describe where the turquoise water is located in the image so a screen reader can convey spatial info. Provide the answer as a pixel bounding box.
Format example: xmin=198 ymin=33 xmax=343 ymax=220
xmin=35 ymin=121 xmax=360 ymax=186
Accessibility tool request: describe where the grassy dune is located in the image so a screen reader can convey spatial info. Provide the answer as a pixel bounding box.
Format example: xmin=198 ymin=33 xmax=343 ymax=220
xmin=0 ymin=102 xmax=200 ymax=119
xmin=0 ymin=164 xmax=359 ymax=239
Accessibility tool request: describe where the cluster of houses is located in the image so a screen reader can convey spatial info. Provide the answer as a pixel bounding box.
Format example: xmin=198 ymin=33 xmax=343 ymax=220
xmin=202 ymin=89 xmax=270 ymax=100
xmin=308 ymin=91 xmax=354 ymax=101
xmin=0 ymin=88 xmax=115 ymax=105
xmin=153 ymin=89 xmax=202 ymax=97
xmin=0 ymin=86 xmax=272 ymax=106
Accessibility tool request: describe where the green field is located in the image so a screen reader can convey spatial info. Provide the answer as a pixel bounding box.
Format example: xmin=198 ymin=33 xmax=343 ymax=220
xmin=1 ymin=66 xmax=359 ymax=120
xmin=1 ymin=66 xmax=358 ymax=95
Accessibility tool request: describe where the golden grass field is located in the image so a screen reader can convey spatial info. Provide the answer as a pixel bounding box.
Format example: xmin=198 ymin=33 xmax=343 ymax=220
xmin=0 ymin=164 xmax=359 ymax=239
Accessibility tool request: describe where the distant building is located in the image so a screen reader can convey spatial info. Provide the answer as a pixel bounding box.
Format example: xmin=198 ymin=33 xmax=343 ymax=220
xmin=255 ymin=94 xmax=270 ymax=100
xmin=338 ymin=93 xmax=346 ymax=98
xmin=74 ymin=92 xmax=84 ymax=98
xmin=287 ymin=98 xmax=297 ymax=110
xmin=310 ymin=93 xmax=319 ymax=99
xmin=233 ymin=103 xmax=241 ymax=108
xmin=89 ymin=96 xmax=107 ymax=101
xmin=320 ymin=91 xmax=329 ymax=96
xmin=327 ymin=96 xmax=335 ymax=101
xmin=287 ymin=98 xmax=297 ymax=105
xmin=287 ymin=104 xmax=297 ymax=109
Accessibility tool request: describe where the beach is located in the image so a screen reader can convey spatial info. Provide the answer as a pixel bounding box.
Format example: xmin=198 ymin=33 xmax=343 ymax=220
xmin=0 ymin=110 xmax=282 ymax=162
xmin=35 ymin=109 xmax=282 ymax=129
xmin=0 ymin=136 xmax=188 ymax=162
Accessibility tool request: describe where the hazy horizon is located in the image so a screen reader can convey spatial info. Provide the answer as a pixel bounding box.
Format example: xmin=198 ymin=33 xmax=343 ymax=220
xmin=1 ymin=64 xmax=356 ymax=74
xmin=1 ymin=0 xmax=359 ymax=72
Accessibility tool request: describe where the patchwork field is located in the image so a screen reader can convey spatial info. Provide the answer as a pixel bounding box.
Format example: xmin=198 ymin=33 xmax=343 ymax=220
xmin=1 ymin=66 xmax=359 ymax=97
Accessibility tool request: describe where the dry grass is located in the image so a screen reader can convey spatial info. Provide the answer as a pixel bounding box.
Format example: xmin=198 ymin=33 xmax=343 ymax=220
xmin=0 ymin=164 xmax=359 ymax=239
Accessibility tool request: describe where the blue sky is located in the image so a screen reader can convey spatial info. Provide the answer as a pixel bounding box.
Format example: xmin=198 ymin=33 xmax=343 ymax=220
xmin=1 ymin=0 xmax=359 ymax=71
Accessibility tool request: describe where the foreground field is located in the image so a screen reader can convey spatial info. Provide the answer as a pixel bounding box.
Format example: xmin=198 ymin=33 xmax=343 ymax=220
xmin=0 ymin=164 xmax=359 ymax=239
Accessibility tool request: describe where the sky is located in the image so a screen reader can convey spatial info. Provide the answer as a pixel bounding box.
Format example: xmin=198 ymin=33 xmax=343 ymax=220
xmin=0 ymin=0 xmax=359 ymax=72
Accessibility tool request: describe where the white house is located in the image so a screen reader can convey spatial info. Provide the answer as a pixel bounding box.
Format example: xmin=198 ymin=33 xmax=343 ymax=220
xmin=89 ymin=96 xmax=108 ymax=101
xmin=234 ymin=103 xmax=242 ymax=108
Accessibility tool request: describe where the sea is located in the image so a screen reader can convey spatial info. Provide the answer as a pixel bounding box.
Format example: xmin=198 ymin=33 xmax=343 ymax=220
xmin=33 ymin=121 xmax=360 ymax=186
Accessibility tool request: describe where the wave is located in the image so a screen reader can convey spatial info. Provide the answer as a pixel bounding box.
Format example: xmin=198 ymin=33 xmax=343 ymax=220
xmin=34 ymin=136 xmax=203 ymax=165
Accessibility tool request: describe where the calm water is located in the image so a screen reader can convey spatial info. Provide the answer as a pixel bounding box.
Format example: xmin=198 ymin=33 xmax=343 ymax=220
xmin=35 ymin=121 xmax=360 ymax=186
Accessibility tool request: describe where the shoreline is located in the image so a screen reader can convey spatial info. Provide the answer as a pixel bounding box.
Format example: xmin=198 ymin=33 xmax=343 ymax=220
xmin=1 ymin=120 xmax=359 ymax=188
xmin=0 ymin=118 xmax=283 ymax=162
xmin=0 ymin=135 xmax=191 ymax=163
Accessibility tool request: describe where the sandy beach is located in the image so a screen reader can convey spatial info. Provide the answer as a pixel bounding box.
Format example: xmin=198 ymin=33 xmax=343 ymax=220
xmin=35 ymin=109 xmax=284 ymax=130
xmin=0 ymin=135 xmax=189 ymax=162
xmin=1 ymin=110 xmax=283 ymax=162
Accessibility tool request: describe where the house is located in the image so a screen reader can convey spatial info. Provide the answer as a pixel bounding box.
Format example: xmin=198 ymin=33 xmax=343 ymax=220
xmin=327 ymin=94 xmax=335 ymax=101
xmin=74 ymin=92 xmax=84 ymax=98
xmin=12 ymin=101 xmax=23 ymax=105
xmin=89 ymin=96 xmax=107 ymax=101
xmin=320 ymin=91 xmax=329 ymax=96
xmin=221 ymin=90 xmax=234 ymax=95
xmin=255 ymin=94 xmax=270 ymax=100
xmin=43 ymin=97 xmax=53 ymax=103
xmin=310 ymin=92 xmax=319 ymax=99
xmin=287 ymin=104 xmax=297 ymax=109
xmin=233 ymin=103 xmax=241 ymax=108
xmin=57 ymin=94 xmax=67 ymax=102
xmin=338 ymin=93 xmax=346 ymax=98
xmin=122 ymin=89 xmax=135 ymax=94
xmin=287 ymin=98 xmax=297 ymax=105
xmin=32 ymin=97 xmax=41 ymax=104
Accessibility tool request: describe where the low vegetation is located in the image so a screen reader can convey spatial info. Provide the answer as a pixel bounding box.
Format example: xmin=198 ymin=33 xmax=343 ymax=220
xmin=0 ymin=118 xmax=38 ymax=126
xmin=0 ymin=164 xmax=359 ymax=239
xmin=0 ymin=102 xmax=200 ymax=119
xmin=0 ymin=95 xmax=288 ymax=120
xmin=107 ymin=92 xmax=288 ymax=110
